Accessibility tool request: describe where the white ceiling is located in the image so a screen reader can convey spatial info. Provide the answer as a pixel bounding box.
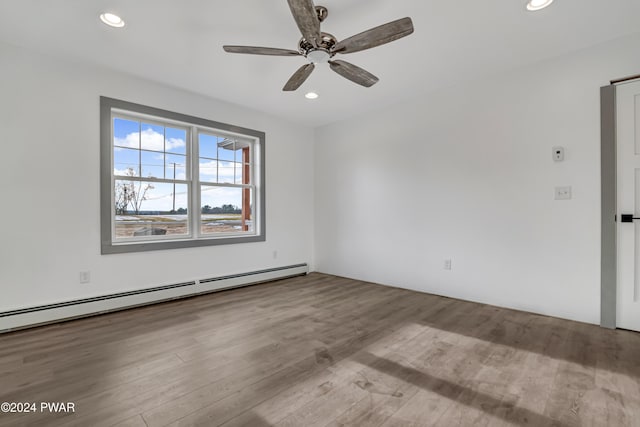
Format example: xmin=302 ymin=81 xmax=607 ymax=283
xmin=1 ymin=0 xmax=639 ymax=127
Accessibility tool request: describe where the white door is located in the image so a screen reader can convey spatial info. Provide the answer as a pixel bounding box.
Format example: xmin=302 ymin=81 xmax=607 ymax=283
xmin=617 ymin=79 xmax=640 ymax=332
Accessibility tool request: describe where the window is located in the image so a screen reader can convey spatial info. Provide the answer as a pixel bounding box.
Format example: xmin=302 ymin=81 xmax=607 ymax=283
xmin=100 ymin=97 xmax=265 ymax=254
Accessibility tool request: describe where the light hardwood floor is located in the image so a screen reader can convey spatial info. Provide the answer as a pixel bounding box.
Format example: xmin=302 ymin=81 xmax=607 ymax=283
xmin=1 ymin=273 xmax=639 ymax=426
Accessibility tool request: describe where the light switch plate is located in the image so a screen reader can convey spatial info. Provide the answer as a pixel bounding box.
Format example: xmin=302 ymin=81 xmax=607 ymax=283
xmin=555 ymin=186 xmax=572 ymax=200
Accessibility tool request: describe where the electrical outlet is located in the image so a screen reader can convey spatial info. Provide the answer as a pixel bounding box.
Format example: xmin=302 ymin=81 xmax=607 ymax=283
xmin=555 ymin=186 xmax=572 ymax=200
xmin=552 ymin=146 xmax=564 ymax=162
xmin=444 ymin=259 xmax=452 ymax=270
xmin=273 ymin=250 xmax=278 ymax=259
xmin=79 ymin=271 xmax=91 ymax=284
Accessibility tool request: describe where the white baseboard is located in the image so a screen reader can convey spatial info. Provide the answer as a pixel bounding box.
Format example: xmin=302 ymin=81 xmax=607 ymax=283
xmin=0 ymin=263 xmax=308 ymax=333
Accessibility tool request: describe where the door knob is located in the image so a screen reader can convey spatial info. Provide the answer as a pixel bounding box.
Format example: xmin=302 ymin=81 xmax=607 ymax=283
xmin=620 ymin=214 xmax=640 ymax=223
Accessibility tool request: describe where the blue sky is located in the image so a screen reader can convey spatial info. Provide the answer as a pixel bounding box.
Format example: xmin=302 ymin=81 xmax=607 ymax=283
xmin=113 ymin=118 xmax=247 ymax=212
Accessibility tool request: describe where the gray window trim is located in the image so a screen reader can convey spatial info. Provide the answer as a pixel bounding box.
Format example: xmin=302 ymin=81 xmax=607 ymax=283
xmin=600 ymin=85 xmax=616 ymax=329
xmin=100 ymin=96 xmax=266 ymax=254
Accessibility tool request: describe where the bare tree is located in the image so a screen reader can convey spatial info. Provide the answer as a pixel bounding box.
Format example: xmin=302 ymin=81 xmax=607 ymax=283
xmin=114 ymin=168 xmax=154 ymax=215
xmin=114 ymin=181 xmax=133 ymax=215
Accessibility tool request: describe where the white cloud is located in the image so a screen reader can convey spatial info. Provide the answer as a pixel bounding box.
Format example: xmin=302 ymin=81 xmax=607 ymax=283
xmin=113 ymin=167 xmax=137 ymax=177
xmin=199 ymin=160 xmax=236 ymax=182
xmin=114 ymin=128 xmax=185 ymax=152
xmin=166 ymin=137 xmax=186 ymax=151
xmin=201 ymin=185 xmax=242 ymax=208
xmin=114 ymin=164 xmax=188 ymax=180
xmin=199 ymin=160 xmax=217 ymax=178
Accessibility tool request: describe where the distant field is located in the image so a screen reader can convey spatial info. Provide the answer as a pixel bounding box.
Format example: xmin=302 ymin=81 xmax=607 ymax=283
xmin=115 ymin=214 xmax=248 ymax=237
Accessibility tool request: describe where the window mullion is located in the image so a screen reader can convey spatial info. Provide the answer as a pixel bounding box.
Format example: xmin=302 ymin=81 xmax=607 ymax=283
xmin=192 ymin=127 xmax=200 ymax=238
xmin=137 ymin=121 xmax=142 ymax=176
xmin=163 ymin=127 xmax=167 ymax=180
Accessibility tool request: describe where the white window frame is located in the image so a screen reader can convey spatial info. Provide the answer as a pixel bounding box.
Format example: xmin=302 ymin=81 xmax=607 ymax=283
xmin=100 ymin=97 xmax=265 ymax=254
xmin=195 ymin=129 xmax=256 ymax=239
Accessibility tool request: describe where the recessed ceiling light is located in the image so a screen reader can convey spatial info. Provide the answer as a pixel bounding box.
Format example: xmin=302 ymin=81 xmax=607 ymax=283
xmin=100 ymin=12 xmax=125 ymax=28
xmin=305 ymin=92 xmax=319 ymax=99
xmin=526 ymin=0 xmax=554 ymax=11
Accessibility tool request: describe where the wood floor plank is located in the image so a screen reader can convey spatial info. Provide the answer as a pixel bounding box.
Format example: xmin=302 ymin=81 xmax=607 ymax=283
xmin=221 ymin=364 xmax=363 ymax=427
xmin=1 ymin=272 xmax=639 ymax=427
xmin=112 ymin=414 xmax=149 ymax=427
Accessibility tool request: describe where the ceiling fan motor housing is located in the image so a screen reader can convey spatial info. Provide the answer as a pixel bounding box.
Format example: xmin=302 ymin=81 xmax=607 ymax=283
xmin=298 ymin=32 xmax=337 ymax=63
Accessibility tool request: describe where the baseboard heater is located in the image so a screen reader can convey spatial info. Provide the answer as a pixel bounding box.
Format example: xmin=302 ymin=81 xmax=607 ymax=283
xmin=0 ymin=263 xmax=308 ymax=333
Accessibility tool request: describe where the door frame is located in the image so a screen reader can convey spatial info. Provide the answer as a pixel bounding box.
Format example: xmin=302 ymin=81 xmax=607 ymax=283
xmin=600 ymin=84 xmax=616 ymax=329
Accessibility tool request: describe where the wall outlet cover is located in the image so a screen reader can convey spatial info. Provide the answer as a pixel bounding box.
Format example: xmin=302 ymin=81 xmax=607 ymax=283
xmin=555 ymin=186 xmax=572 ymax=200
xmin=552 ymin=146 xmax=565 ymax=162
xmin=79 ymin=271 xmax=91 ymax=284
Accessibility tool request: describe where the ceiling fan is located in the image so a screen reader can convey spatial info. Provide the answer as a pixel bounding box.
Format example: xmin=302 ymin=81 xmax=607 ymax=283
xmin=223 ymin=0 xmax=414 ymax=91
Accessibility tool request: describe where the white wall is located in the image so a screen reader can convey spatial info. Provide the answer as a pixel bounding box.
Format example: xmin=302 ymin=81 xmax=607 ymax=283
xmin=314 ymin=33 xmax=640 ymax=324
xmin=0 ymin=41 xmax=315 ymax=312
xmin=3 ymin=30 xmax=640 ymax=325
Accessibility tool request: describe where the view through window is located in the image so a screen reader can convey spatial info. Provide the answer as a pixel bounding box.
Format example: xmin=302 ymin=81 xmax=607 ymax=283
xmin=100 ymin=97 xmax=265 ymax=254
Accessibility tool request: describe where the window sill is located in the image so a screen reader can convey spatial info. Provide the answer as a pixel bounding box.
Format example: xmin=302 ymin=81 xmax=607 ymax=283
xmin=102 ymin=233 xmax=266 ymax=254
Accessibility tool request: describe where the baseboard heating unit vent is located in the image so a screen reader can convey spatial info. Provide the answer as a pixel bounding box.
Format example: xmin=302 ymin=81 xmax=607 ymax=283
xmin=0 ymin=263 xmax=308 ymax=333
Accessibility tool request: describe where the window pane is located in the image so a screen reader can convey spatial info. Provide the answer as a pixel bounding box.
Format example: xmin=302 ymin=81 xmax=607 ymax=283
xmin=199 ymin=133 xmax=218 ymax=159
xmin=166 ymin=154 xmax=187 ymax=180
xmin=140 ymin=123 xmax=164 ymax=151
xmin=200 ymin=158 xmax=217 ymax=183
xmin=114 ymin=118 xmax=140 ymax=149
xmin=141 ymin=150 xmax=164 ymax=179
xmin=234 ymin=162 xmax=246 ymax=185
xmin=218 ymin=140 xmax=235 ymax=161
xmin=165 ymin=127 xmax=187 ymax=155
xmin=201 ymin=186 xmax=252 ymax=234
xmin=114 ymin=180 xmax=189 ymax=238
xmin=198 ymin=138 xmax=252 ymax=184
xmin=218 ymin=161 xmax=234 ymax=184
xmin=114 ymin=147 xmax=139 ymax=176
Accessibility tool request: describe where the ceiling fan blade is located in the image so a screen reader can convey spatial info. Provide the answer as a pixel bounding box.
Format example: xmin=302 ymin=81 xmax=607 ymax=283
xmin=332 ymin=17 xmax=414 ymax=54
xmin=223 ymin=46 xmax=301 ymax=56
xmin=329 ymin=60 xmax=378 ymax=87
xmin=287 ymin=0 xmax=321 ymax=47
xmin=283 ymin=63 xmax=315 ymax=91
